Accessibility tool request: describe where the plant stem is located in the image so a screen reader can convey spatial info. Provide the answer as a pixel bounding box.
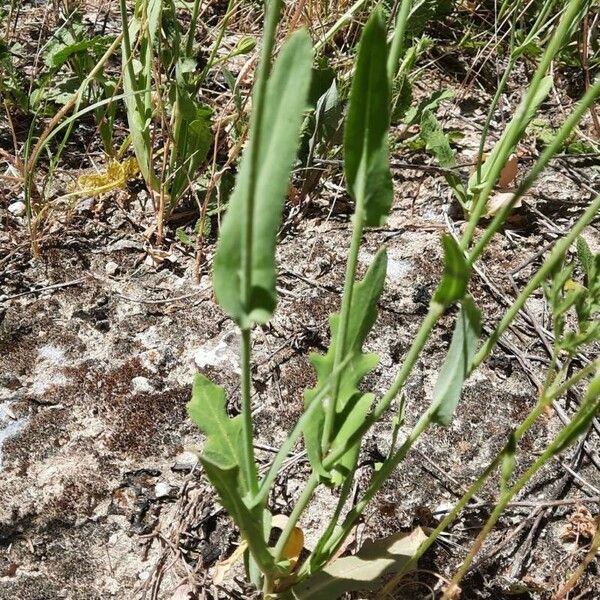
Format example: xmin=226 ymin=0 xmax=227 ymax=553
xmin=461 ymin=0 xmax=587 ymax=249
xmin=241 ymin=328 xmax=259 ymax=495
xmin=472 ymin=192 xmax=600 ymax=370
xmin=314 ymin=0 xmax=371 ymax=53
xmin=387 ymin=0 xmax=412 ymax=82
xmin=236 ymin=0 xmax=283 ymax=501
xmin=273 ymin=473 xmax=320 ymax=562
xmin=322 ymin=204 xmax=366 ymax=451
xmin=442 ymin=392 xmax=600 ymax=599
xmin=186 ymin=0 xmax=203 ymax=56
xmin=468 ymin=74 xmax=600 ymax=266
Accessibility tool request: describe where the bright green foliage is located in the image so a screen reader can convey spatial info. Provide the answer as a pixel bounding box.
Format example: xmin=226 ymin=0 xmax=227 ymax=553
xmin=304 ymin=250 xmax=388 ymax=484
xmin=545 ymin=236 xmax=600 ymax=352
xmin=419 ymin=109 xmax=466 ymax=204
xmin=187 ymin=375 xmax=273 ymax=570
xmin=344 ymin=10 xmax=393 ymax=226
xmin=431 ymin=296 xmax=481 ymax=426
xmin=433 ymin=235 xmax=471 ymax=306
xmin=183 ymin=2 xmax=600 ymax=598
xmin=120 ymin=0 xmax=160 ymax=190
xmin=213 ymin=31 xmax=313 ymax=328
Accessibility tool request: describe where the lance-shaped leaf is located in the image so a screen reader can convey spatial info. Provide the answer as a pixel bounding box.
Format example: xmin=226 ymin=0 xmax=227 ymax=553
xmin=291 ymin=527 xmax=428 ymax=600
xmin=344 ymin=9 xmax=393 ymax=227
xmin=304 ymin=250 xmax=387 ymax=482
xmin=213 ymin=31 xmax=313 ymax=327
xmin=433 ymin=234 xmax=471 ymax=307
xmin=431 ymin=296 xmax=481 ymax=426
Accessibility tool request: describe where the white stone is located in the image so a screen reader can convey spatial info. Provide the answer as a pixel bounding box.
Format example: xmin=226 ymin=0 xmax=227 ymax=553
xmin=131 ymin=376 xmax=154 ymax=393
xmin=105 ymin=261 xmax=119 ymax=276
xmin=8 ymin=201 xmax=26 ymax=217
xmin=154 ymin=482 xmax=171 ymax=498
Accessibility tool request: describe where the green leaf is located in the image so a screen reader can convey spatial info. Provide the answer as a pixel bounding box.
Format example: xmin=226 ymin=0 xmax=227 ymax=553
xmin=291 ymin=527 xmax=428 ymax=600
xmin=431 ymin=296 xmax=481 ymax=426
xmin=170 ymin=98 xmax=212 ymax=203
xmin=403 ymin=88 xmax=453 ymax=128
xmin=433 ymin=235 xmax=471 ymax=306
xmin=576 ymin=236 xmax=594 ymax=283
xmin=501 ymin=432 xmax=517 ymax=494
xmin=420 ymin=109 xmax=456 ymax=168
xmin=188 ymin=374 xmax=274 ymax=571
xmin=344 ymin=10 xmax=393 ymax=227
xmin=304 ymin=249 xmax=387 ymax=482
xmin=187 ymin=374 xmax=243 ymax=472
xmin=201 ymin=459 xmax=274 ymax=570
xmin=213 ymin=30 xmax=313 ymax=327
xmin=328 ymin=392 xmax=375 ymax=486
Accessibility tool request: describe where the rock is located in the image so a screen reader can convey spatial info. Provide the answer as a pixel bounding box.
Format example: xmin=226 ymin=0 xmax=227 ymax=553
xmin=105 ymin=261 xmax=119 ymax=276
xmin=131 ymin=376 xmax=154 ymax=393
xmin=8 ymin=201 xmax=26 ymax=217
xmin=154 ymin=482 xmax=171 ymax=498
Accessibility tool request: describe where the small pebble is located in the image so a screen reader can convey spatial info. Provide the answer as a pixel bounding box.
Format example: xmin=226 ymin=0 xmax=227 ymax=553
xmin=105 ymin=261 xmax=119 ymax=276
xmin=131 ymin=376 xmax=154 ymax=393
xmin=154 ymin=482 xmax=171 ymax=498
xmin=8 ymin=201 xmax=26 ymax=217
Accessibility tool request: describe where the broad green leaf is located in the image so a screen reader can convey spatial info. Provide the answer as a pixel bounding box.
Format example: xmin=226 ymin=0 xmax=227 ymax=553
xmin=344 ymin=10 xmax=393 ymax=227
xmin=291 ymin=527 xmax=428 ymax=600
xmin=431 ymin=296 xmax=481 ymax=426
xmin=187 ymin=374 xmax=242 ymax=472
xmin=403 ymin=88 xmax=453 ymax=128
xmin=432 ymin=235 xmax=471 ymax=306
xmin=420 ymin=109 xmax=456 ymax=168
xmin=420 ymin=110 xmax=466 ymax=204
xmin=328 ymin=392 xmax=375 ymax=486
xmin=188 ymin=375 xmax=273 ymax=571
xmin=304 ymin=249 xmax=387 ymax=482
xmin=213 ymin=30 xmax=313 ymax=327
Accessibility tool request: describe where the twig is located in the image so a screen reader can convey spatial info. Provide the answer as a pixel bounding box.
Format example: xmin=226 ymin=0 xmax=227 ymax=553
xmin=0 ymin=279 xmax=83 ymax=302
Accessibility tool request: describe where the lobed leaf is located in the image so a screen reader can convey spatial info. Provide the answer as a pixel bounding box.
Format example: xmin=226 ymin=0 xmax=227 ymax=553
xmin=187 ymin=374 xmax=243 ymax=472
xmin=213 ymin=31 xmax=313 ymax=327
xmin=304 ymin=250 xmax=387 ymax=482
xmin=188 ymin=375 xmax=273 ymax=570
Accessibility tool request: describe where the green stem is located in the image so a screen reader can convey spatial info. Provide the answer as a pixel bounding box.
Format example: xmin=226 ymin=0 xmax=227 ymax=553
xmin=241 ymin=329 xmax=259 ymax=495
xmin=468 ymin=74 xmax=600 ymax=266
xmin=196 ymin=0 xmax=236 ymax=87
xmin=386 ymin=0 xmax=412 ymax=82
xmin=314 ymin=0 xmax=371 ymax=53
xmin=443 ymin=392 xmax=600 ymax=598
xmin=461 ymin=0 xmax=587 ymax=249
xmin=322 ymin=205 xmax=366 ymax=451
xmin=273 ymin=473 xmax=320 ymax=562
xmin=237 ymin=0 xmax=283 ymax=499
xmin=472 ymin=192 xmax=600 ymax=370
xmin=186 ymin=0 xmax=203 ymax=56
